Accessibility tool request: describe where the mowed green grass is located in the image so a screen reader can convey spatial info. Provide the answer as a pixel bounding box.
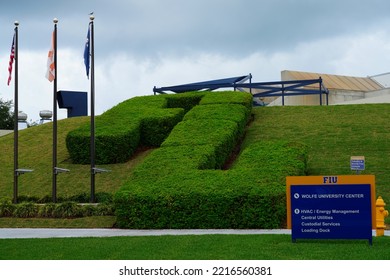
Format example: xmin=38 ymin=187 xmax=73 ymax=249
xmin=243 ymin=104 xmax=390 ymax=205
xmin=1 ymin=104 xmax=390 ymax=217
xmin=0 ymin=234 xmax=389 ymax=260
xmin=0 ymin=117 xmax=154 ymax=199
xmin=1 ymin=103 xmax=390 ymax=260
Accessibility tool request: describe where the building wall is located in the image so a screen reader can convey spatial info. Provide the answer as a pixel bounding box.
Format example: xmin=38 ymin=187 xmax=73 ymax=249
xmin=0 ymin=130 xmax=13 ymax=137
xmin=267 ymin=90 xmax=365 ymax=106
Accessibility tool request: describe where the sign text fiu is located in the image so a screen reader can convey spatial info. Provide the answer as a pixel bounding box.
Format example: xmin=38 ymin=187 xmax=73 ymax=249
xmin=323 ymin=176 xmax=338 ymax=184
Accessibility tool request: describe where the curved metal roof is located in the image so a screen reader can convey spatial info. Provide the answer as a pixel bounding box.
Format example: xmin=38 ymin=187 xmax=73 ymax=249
xmin=282 ymin=70 xmax=383 ymax=92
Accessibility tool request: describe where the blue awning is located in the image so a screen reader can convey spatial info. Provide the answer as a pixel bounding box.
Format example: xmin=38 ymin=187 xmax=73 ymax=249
xmin=153 ymin=74 xmax=252 ymax=94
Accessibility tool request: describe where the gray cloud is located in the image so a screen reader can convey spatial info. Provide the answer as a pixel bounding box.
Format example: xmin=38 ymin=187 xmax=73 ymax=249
xmin=1 ymin=0 xmax=390 ymax=121
xmin=2 ymin=0 xmax=390 ymax=57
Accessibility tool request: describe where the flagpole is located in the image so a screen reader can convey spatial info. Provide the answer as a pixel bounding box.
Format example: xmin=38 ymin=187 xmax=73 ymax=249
xmin=89 ymin=15 xmax=96 ymax=203
xmin=52 ymin=18 xmax=58 ymax=203
xmin=13 ymin=21 xmax=19 ymax=204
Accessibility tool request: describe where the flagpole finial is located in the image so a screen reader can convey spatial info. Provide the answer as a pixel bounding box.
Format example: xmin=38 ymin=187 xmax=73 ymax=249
xmin=89 ymin=14 xmax=95 ymax=21
xmin=14 ymin=21 xmax=19 ymax=26
xmin=53 ymin=18 xmax=58 ymax=24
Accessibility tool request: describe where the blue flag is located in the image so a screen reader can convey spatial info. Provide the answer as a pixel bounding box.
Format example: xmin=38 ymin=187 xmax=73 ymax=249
xmin=84 ymin=23 xmax=91 ymax=78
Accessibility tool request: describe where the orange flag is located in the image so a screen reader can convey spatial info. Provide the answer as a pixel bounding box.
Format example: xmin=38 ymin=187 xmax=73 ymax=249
xmin=46 ymin=31 xmax=55 ymax=82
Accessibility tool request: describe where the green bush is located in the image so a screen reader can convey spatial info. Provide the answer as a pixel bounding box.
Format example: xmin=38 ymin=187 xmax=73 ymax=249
xmin=132 ymin=145 xmax=217 ymax=177
xmin=183 ymin=103 xmax=250 ymax=136
xmin=66 ymin=91 xmax=252 ymax=164
xmin=115 ymin=141 xmax=307 ymax=229
xmin=66 ymin=120 xmax=141 ymax=164
xmin=13 ymin=202 xmax=39 ymax=218
xmin=140 ymin=108 xmax=185 ymax=146
xmin=53 ymin=201 xmax=83 ymax=218
xmin=65 ymin=93 xmax=205 ymax=164
xmin=165 ymin=92 xmax=205 ymax=113
xmin=114 ymin=91 xmax=307 ymax=229
xmin=38 ymin=203 xmax=57 ymax=218
xmin=1 ymin=200 xmax=115 ymax=218
xmin=64 ymin=90 xmax=307 ymax=229
xmin=82 ymin=204 xmax=97 ymax=217
xmin=0 ymin=200 xmax=15 ymax=217
xmin=162 ymin=119 xmax=239 ymax=168
xmin=12 ymin=192 xmax=113 ymax=204
xmin=95 ymin=203 xmax=115 ymax=216
xmin=199 ymin=91 xmax=253 ymax=110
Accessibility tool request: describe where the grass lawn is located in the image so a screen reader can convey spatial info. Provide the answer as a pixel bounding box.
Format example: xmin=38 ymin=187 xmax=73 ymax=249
xmin=1 ymin=104 xmax=390 ymax=227
xmin=0 ymin=234 xmax=389 ymax=260
xmin=1 ymin=104 xmax=390 ymax=205
xmin=0 ymin=117 xmax=154 ymax=199
xmin=1 ymin=103 xmax=390 ymax=260
xmin=244 ymin=105 xmax=390 ymax=206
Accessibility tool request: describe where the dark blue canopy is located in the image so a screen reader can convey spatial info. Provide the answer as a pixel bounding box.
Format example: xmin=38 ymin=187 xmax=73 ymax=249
xmin=153 ymin=74 xmax=252 ymax=94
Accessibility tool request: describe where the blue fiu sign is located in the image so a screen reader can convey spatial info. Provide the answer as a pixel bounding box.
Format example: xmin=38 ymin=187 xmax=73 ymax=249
xmin=286 ymin=176 xmax=376 ymax=245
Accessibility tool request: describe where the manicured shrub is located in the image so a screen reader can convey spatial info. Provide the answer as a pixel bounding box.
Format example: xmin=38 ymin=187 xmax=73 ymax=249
xmin=38 ymin=203 xmax=56 ymax=218
xmin=95 ymin=203 xmax=115 ymax=216
xmin=114 ymin=90 xmax=307 ymax=229
xmin=183 ymin=103 xmax=250 ymax=139
xmin=140 ymin=108 xmax=185 ymax=146
xmin=132 ymin=145 xmax=217 ymax=177
xmin=81 ymin=204 xmax=97 ymax=217
xmin=66 ymin=95 xmax=190 ymax=164
xmin=165 ymin=92 xmax=205 ymax=112
xmin=1 ymin=200 xmax=115 ymax=218
xmin=53 ymin=201 xmax=83 ymax=218
xmin=115 ymin=141 xmax=306 ymax=229
xmin=115 ymin=145 xmax=305 ymax=229
xmin=66 ymin=120 xmax=141 ymax=164
xmin=0 ymin=200 xmax=15 ymax=217
xmin=13 ymin=202 xmax=39 ymax=218
xmin=66 ymin=90 xmax=307 ymax=229
xmin=199 ymin=91 xmax=253 ymax=110
xmin=162 ymin=119 xmax=239 ymax=168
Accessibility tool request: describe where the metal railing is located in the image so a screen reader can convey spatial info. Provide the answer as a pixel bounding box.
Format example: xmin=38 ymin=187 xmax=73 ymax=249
xmin=153 ymin=74 xmax=329 ymax=106
xmin=239 ymin=78 xmax=329 ymax=106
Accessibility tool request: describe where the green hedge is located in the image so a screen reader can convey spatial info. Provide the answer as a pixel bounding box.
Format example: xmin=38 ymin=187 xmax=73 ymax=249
xmin=66 ymin=94 xmax=198 ymax=164
xmin=183 ymin=103 xmax=250 ymax=137
xmin=199 ymin=91 xmax=253 ymax=110
xmin=140 ymin=109 xmax=185 ymax=146
xmin=0 ymin=200 xmax=115 ymax=218
xmin=114 ymin=91 xmax=307 ymax=229
xmin=66 ymin=91 xmax=250 ymax=164
xmin=114 ymin=91 xmax=258 ymax=228
xmin=66 ymin=90 xmax=307 ymax=228
xmin=166 ymin=92 xmax=205 ymax=113
xmin=115 ymin=141 xmax=307 ymax=229
xmin=162 ymin=119 xmax=239 ymax=168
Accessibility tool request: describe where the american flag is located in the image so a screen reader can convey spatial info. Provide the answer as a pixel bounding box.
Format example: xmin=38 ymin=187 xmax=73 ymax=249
xmin=7 ymin=33 xmax=15 ymax=86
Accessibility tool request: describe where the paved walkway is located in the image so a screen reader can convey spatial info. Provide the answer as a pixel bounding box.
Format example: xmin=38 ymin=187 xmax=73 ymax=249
xmin=0 ymin=228 xmax=388 ymax=239
xmin=0 ymin=229 xmax=292 ymax=239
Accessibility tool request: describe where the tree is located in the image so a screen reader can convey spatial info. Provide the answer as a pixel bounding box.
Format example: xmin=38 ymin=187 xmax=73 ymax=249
xmin=0 ymin=98 xmax=14 ymax=130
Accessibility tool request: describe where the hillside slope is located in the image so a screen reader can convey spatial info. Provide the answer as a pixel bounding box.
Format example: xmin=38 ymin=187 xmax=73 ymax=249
xmin=244 ymin=104 xmax=390 ymax=203
xmin=1 ymin=101 xmax=389 ymax=211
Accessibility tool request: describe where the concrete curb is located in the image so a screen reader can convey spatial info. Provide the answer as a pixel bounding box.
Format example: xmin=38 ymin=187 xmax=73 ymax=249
xmin=0 ymin=228 xmax=291 ymax=239
xmin=0 ymin=228 xmax=388 ymax=239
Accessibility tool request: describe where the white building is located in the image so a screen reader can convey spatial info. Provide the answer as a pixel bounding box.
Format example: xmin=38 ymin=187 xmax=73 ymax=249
xmin=268 ymin=70 xmax=390 ymax=106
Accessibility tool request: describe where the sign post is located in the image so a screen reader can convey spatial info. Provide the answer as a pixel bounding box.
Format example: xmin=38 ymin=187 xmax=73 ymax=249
xmin=350 ymin=156 xmax=365 ymax=174
xmin=286 ymin=175 xmax=375 ymax=245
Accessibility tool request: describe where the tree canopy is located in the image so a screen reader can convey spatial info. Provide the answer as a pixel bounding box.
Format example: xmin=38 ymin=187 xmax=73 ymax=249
xmin=0 ymin=98 xmax=14 ymax=130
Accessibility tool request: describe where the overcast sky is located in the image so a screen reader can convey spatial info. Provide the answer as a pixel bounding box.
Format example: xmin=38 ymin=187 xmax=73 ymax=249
xmin=1 ymin=0 xmax=390 ymax=121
